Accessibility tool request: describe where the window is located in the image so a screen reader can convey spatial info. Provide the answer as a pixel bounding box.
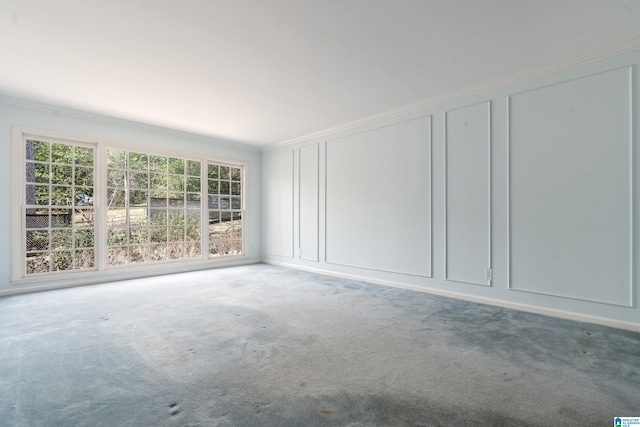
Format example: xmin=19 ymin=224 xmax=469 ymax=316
xmin=207 ymin=163 xmax=243 ymax=256
xmin=24 ymin=139 xmax=96 ymax=275
xmin=106 ymin=150 xmax=202 ymax=265
xmin=14 ymin=130 xmax=246 ymax=281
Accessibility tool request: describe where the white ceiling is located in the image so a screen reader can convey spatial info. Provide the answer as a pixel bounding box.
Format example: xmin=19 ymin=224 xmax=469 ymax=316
xmin=1 ymin=1 xmax=639 ymax=146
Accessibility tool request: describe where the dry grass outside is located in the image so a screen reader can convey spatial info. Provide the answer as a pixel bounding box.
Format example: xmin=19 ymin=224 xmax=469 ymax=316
xmin=26 ymin=208 xmax=243 ymax=273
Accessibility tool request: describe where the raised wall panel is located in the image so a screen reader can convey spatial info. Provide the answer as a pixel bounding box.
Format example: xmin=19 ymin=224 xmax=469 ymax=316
xmin=445 ymin=102 xmax=491 ymax=285
xmin=299 ymin=144 xmax=319 ymax=261
xmin=325 ymin=117 xmax=431 ymax=277
xmin=509 ymin=67 xmax=633 ymax=306
xmin=263 ymin=150 xmax=294 ymax=257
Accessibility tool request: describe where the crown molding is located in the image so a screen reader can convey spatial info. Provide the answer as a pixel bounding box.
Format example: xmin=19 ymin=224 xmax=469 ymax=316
xmin=268 ymin=36 xmax=640 ymax=150
xmin=0 ymin=95 xmax=261 ymax=152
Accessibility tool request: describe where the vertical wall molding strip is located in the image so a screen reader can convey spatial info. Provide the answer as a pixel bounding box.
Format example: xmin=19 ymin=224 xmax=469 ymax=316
xmin=444 ymin=101 xmax=492 ymax=286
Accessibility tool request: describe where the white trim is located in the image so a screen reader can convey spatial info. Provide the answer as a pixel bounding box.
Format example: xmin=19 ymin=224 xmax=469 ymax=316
xmin=506 ymin=67 xmax=634 ymax=307
xmin=262 ymin=260 xmax=640 ymax=333
xmin=629 ymin=65 xmax=635 ymax=308
xmin=298 ymin=144 xmax=320 ymax=262
xmin=443 ymin=101 xmax=492 ymax=286
xmin=4 ymin=259 xmax=260 ymax=297
xmin=271 ymin=36 xmax=640 ymax=149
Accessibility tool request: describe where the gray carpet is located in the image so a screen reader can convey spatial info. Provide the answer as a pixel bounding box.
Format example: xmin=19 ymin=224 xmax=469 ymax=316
xmin=0 ymin=264 xmax=638 ymax=426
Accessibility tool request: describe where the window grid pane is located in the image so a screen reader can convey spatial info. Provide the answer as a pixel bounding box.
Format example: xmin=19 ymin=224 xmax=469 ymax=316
xmin=208 ymin=162 xmax=243 ymax=257
xmin=24 ymin=140 xmax=96 ymax=275
xmin=106 ymin=149 xmax=202 ymax=266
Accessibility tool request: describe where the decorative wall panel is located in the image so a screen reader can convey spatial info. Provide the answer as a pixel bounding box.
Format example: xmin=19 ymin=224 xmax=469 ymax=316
xmin=445 ymin=102 xmax=491 ymax=285
xmin=325 ymin=117 xmax=431 ymax=276
xmin=299 ymin=144 xmax=319 ymax=261
xmin=263 ymin=150 xmax=294 ymax=257
xmin=509 ymin=67 xmax=633 ymax=306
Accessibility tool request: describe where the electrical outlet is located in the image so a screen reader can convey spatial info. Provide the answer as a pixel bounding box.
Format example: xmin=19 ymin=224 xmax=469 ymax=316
xmin=484 ymin=268 xmax=493 ymax=281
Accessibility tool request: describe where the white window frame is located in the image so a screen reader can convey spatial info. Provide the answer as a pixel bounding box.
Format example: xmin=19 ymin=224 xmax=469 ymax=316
xmin=11 ymin=126 xmax=249 ymax=287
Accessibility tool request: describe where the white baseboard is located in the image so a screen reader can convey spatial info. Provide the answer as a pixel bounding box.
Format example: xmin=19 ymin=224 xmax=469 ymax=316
xmin=262 ymin=260 xmax=640 ymax=333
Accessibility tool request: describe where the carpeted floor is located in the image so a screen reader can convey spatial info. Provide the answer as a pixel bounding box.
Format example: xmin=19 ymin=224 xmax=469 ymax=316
xmin=0 ymin=264 xmax=638 ymax=426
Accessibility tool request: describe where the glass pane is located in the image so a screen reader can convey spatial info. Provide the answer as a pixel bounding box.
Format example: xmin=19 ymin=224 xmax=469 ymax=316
xmin=168 ymin=226 xmax=184 ymax=242
xmin=220 ymin=166 xmax=230 ymax=180
xmin=231 ymin=182 xmax=241 ymax=195
xmin=150 ymin=173 xmax=167 ymax=190
xmin=129 ymin=152 xmax=148 ymax=170
xmin=150 ymin=244 xmax=167 ymax=261
xmin=169 ymin=158 xmax=184 ymax=174
xmin=73 ymin=209 xmax=94 ymax=228
xmin=185 ymin=242 xmax=201 ymax=258
xmin=150 ymin=210 xmax=167 ymax=226
xmin=130 ymin=245 xmax=149 ymax=263
xmin=208 ymin=195 xmax=219 ymax=209
xmin=51 ymin=165 xmax=73 ymax=185
xmin=168 ymin=175 xmax=184 ymax=192
xmin=186 ymin=211 xmax=201 ymax=226
xmin=74 ymin=147 xmax=94 ymax=166
xmin=168 ymin=193 xmax=184 ymax=208
xmin=168 ymin=210 xmax=184 ymax=226
xmin=129 ymin=208 xmax=148 ymax=226
xmin=32 ymin=140 xmax=50 ymax=162
xmin=26 ymin=230 xmax=49 ymax=251
xmin=107 ymin=169 xmax=126 ymax=187
xmin=25 ymin=209 xmax=49 ymax=229
xmin=186 ymin=193 xmax=201 ymax=207
xmin=186 ymin=177 xmax=200 ymax=193
xmin=150 ymin=227 xmax=167 ymax=243
xmin=130 ymin=227 xmax=148 ymax=244
xmin=220 ymin=181 xmax=230 ymax=195
xmin=231 ymin=167 xmax=241 ymax=181
xmin=208 ymin=211 xmax=220 ymax=224
xmin=107 ymin=149 xmax=126 ymax=169
xmin=35 ymin=185 xmax=49 ymax=205
xmin=26 ymin=162 xmax=47 ymax=184
xmin=150 ymin=155 xmax=167 ymax=172
xmin=168 ymin=244 xmax=184 ymax=260
xmin=51 ymin=209 xmax=72 ymax=227
xmin=221 ymin=211 xmax=232 ymax=223
xmin=74 ymin=229 xmax=95 ymax=249
xmin=26 ymin=253 xmax=50 ymax=274
xmin=187 ymin=160 xmax=200 ymax=177
xmin=108 ymin=208 xmax=126 ymax=227
xmin=107 ymin=227 xmax=128 ymax=246
xmin=50 ymin=186 xmax=71 ymax=206
xmin=74 ymin=188 xmax=94 ymax=206
xmin=208 ymin=164 xmax=218 ymax=179
xmin=208 ymin=180 xmax=218 ymax=194
xmin=220 ymin=196 xmax=230 ymax=210
xmin=51 ymin=229 xmax=72 ymax=250
xmin=74 ymin=166 xmax=93 ymax=187
xmin=107 ymin=188 xmax=126 ymax=207
xmin=107 ymin=247 xmax=128 ymax=265
xmin=51 ymin=251 xmax=72 ymax=271
xmin=51 ymin=143 xmax=73 ymax=164
xmin=233 ymin=211 xmax=242 ymax=221
xmin=74 ymin=249 xmax=95 ymax=269
xmin=186 ymin=226 xmax=201 ymax=241
xmin=130 ymin=191 xmax=149 ymax=207
xmin=231 ymin=197 xmax=241 ymax=209
xmin=35 ymin=163 xmax=50 ymax=183
xmin=150 ymin=192 xmax=167 ymax=207
xmin=130 ymin=172 xmax=149 ymax=189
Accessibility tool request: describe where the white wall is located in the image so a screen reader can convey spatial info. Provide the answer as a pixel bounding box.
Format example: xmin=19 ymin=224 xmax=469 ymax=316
xmin=262 ymin=48 xmax=640 ymax=331
xmin=0 ymin=101 xmax=262 ymax=294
